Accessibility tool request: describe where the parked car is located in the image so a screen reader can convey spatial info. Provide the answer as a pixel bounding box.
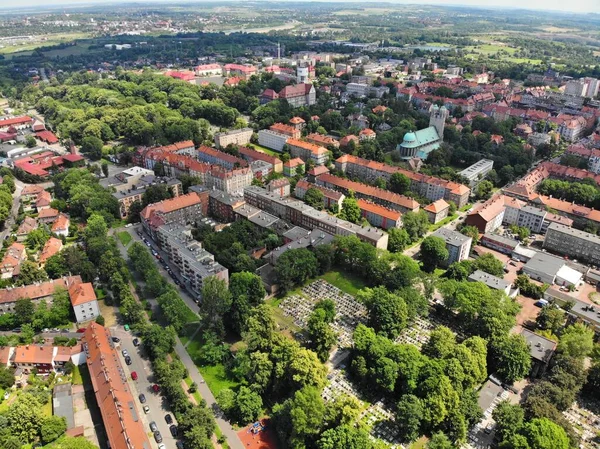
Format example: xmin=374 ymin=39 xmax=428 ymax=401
xmin=149 ymin=422 xmax=158 ymax=432
xmin=121 ymin=349 xmax=129 ymax=358
xmin=169 ymin=425 xmax=178 ymax=437
xmin=158 ymin=445 xmax=166 ymax=449
xmin=176 ymin=442 xmax=184 ymax=449
xmin=152 ymin=384 xmax=160 ymax=393
xmin=131 ymin=371 xmax=138 ymax=381
xmin=154 ymin=432 xmax=162 ymax=443
xmin=143 ymin=405 xmax=150 ymax=414
xmin=76 ymin=328 xmax=86 ymax=333
xmin=112 ymin=337 xmax=120 ymax=343
xmin=125 ymin=356 xmax=132 ymax=365
xmin=139 ymin=393 xmax=146 ymax=403
xmin=164 ymin=414 xmax=173 ymax=425
xmin=133 ymin=338 xmax=140 ymax=347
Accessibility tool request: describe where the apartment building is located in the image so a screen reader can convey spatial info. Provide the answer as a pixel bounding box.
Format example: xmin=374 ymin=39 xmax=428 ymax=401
xmin=214 ymin=128 xmax=253 ymax=149
xmin=466 ymin=195 xmax=506 ymax=233
xmin=0 ymin=276 xmax=81 ymax=315
xmin=431 ymin=228 xmax=472 ymax=267
xmin=208 ymin=190 xmax=246 ymax=223
xmin=267 ymin=178 xmax=291 ymax=198
xmin=544 ymin=222 xmax=600 ymax=265
xmin=270 ymin=123 xmax=301 ymax=139
xmin=69 ymin=282 xmax=99 ymax=323
xmin=243 ymin=186 xmax=388 ymax=249
xmin=516 ymin=205 xmax=547 ymax=234
xmin=223 ymin=63 xmax=257 ymax=80
xmin=283 ymin=158 xmax=306 ymax=177
xmin=287 ymin=139 xmax=329 ymax=165
xmin=295 ymin=179 xmax=345 ymax=210
xmin=195 ymin=63 xmax=223 ymax=77
xmin=278 ymin=83 xmax=316 ymax=107
xmin=196 ymin=145 xmax=248 ymax=170
xmin=566 ymin=145 xmax=600 ymax=174
xmin=357 ymin=199 xmax=402 ymax=230
xmin=205 ymin=166 xmax=253 ymax=195
xmin=315 ymin=173 xmax=419 ymax=214
xmin=156 ymin=225 xmax=228 ymax=296
xmin=335 ymin=154 xmax=470 ymax=208
xmin=83 ymin=323 xmax=151 ymax=449
xmin=112 ymin=177 xmax=182 ymax=219
xmin=141 ymin=192 xmax=206 ymax=239
xmin=258 ymin=129 xmax=289 ymax=152
xmin=346 ymin=83 xmax=370 ymax=98
xmin=237 ymin=147 xmax=282 ymax=173
xmin=306 ymin=133 xmax=339 ymax=149
xmin=424 ymin=199 xmax=450 ymax=224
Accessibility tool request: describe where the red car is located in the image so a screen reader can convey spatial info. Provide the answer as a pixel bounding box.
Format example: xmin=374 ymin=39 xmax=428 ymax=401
xmin=152 ymin=384 xmax=160 ymax=392
xmin=131 ymin=371 xmax=138 ymax=381
xmin=76 ymin=328 xmax=86 ymax=333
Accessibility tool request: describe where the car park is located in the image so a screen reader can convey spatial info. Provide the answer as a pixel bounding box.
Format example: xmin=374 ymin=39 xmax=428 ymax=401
xmin=152 ymin=384 xmax=160 ymax=392
xmin=164 ymin=414 xmax=173 ymax=424
xmin=149 ymin=422 xmax=158 ymax=432
xmin=139 ymin=393 xmax=146 ymax=403
xmin=154 ymin=432 xmax=162 ymax=443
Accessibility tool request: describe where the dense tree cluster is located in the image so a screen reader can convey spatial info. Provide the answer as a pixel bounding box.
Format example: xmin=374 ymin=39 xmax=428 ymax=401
xmin=538 ymin=178 xmax=600 ymax=209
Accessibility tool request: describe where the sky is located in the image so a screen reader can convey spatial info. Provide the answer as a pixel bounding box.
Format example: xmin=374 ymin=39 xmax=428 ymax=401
xmin=0 ymin=0 xmax=597 ymax=14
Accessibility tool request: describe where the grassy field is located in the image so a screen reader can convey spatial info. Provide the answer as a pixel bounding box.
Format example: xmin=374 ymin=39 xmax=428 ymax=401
xmin=266 ymin=297 xmax=302 ymax=333
xmin=72 ymin=365 xmax=83 ymax=385
xmin=319 ymin=269 xmax=366 ymax=296
xmin=248 ymin=143 xmax=281 ymax=157
xmin=198 ymin=365 xmax=240 ymax=397
xmin=0 ymin=32 xmax=91 ymax=56
xmin=429 ymin=213 xmax=458 ymax=232
xmin=117 ymin=231 xmax=132 ymax=247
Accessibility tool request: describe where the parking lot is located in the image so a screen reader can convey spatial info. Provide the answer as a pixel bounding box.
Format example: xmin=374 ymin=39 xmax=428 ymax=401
xmin=111 ymin=326 xmax=180 ymax=449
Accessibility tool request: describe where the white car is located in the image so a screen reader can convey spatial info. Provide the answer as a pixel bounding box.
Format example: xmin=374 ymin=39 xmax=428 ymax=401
xmin=158 ymin=445 xmax=166 ymax=449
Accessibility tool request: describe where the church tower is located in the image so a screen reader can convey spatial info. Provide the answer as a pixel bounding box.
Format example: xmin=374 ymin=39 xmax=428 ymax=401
xmin=429 ymin=105 xmax=448 ymax=140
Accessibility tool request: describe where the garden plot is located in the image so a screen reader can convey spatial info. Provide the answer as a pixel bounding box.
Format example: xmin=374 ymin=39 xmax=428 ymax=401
xmin=279 ymin=279 xmax=368 ymax=347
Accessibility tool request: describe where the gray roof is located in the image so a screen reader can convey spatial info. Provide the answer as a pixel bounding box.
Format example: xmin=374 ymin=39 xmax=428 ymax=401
xmin=208 ymin=190 xmax=245 ymax=206
xmin=267 ymin=231 xmax=334 ymax=263
xmin=283 ymin=226 xmax=310 ymax=242
xmin=523 ymin=252 xmax=565 ymax=276
xmin=468 ymin=270 xmax=511 ymax=291
xmin=482 ymin=233 xmax=520 ymax=250
xmin=520 ymin=205 xmax=546 ymax=218
xmin=248 ymin=211 xmax=280 ymax=229
xmin=458 ymin=159 xmax=494 ymax=180
xmin=547 ymin=222 xmax=600 ymax=245
xmin=432 ymin=227 xmax=471 ymax=247
xmin=53 ymin=384 xmax=74 ymax=429
xmin=520 ymin=329 xmax=557 ymax=364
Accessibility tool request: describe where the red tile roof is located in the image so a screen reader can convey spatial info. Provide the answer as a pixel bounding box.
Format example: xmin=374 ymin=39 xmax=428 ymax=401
xmin=141 ymin=192 xmax=203 ymax=220
xmin=287 ymin=139 xmax=328 ymax=156
xmin=290 ymin=116 xmax=305 ymax=125
xmin=0 ymin=276 xmax=81 ymax=304
xmin=279 ymin=83 xmax=313 ymax=99
xmin=63 ymin=154 xmax=84 ymax=163
xmin=84 ymin=323 xmax=151 ymax=449
xmin=357 ymin=199 xmax=401 ymax=221
xmin=38 ymin=208 xmax=59 ymax=220
xmin=238 ymin=147 xmax=282 ymax=166
xmin=69 ymin=282 xmax=96 ymax=306
xmin=14 ymin=345 xmax=53 ymax=365
xmin=35 ymin=130 xmax=58 ymax=144
xmin=270 ymin=123 xmax=299 ymax=137
xmin=0 ymin=116 xmax=32 ymax=127
xmin=197 ymin=145 xmax=248 ymax=167
xmin=284 ymin=158 xmax=305 ymax=168
xmin=39 ymin=237 xmax=63 ymax=264
xmin=424 ymin=199 xmax=450 ymax=214
xmin=51 ymin=214 xmax=70 ymax=233
xmin=224 ymin=64 xmax=256 ymax=74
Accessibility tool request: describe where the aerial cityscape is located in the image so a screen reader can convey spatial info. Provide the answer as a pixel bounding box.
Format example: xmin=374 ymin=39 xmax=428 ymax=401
xmin=0 ymin=1 xmax=598 ymax=449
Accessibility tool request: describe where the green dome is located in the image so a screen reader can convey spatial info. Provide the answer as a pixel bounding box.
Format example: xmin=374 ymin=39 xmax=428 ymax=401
xmin=403 ymin=132 xmax=417 ymax=143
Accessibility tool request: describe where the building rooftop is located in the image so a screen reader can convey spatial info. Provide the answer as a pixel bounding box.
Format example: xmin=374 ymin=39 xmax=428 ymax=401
xmin=468 ymin=269 xmax=511 ymax=291
xmin=520 ymin=328 xmax=557 ymax=364
xmin=432 ymin=227 xmax=472 ymax=247
xmin=268 ymin=231 xmax=334 ymax=263
xmin=546 ymin=222 xmax=600 ymax=245
xmin=0 ymin=276 xmax=81 ymax=305
xmin=458 ymin=159 xmax=494 ymax=180
xmin=141 ymin=192 xmax=202 ymax=221
xmin=69 ymin=282 xmax=97 ymax=307
xmin=523 ymin=252 xmax=566 ymax=276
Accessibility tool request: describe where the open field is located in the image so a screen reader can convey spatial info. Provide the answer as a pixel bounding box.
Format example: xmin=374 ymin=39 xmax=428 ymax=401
xmin=0 ymin=32 xmax=91 ymax=55
xmin=117 ymin=231 xmax=132 ymax=247
xmin=319 ymin=269 xmax=366 ymax=296
xmin=42 ymin=43 xmax=93 ymax=58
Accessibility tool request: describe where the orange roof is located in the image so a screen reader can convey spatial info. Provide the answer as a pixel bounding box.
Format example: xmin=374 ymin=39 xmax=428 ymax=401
xmin=284 ymin=158 xmax=305 ymax=168
xmin=359 ymin=128 xmax=376 ymax=136
xmin=17 ymin=216 xmax=37 ymax=235
xmin=84 ymin=323 xmax=151 ymax=449
xmin=69 ymin=282 xmax=96 ymax=306
xmin=357 ymin=199 xmax=401 ymax=221
xmin=290 ymin=116 xmax=305 ymax=124
xmin=22 ymin=185 xmax=44 ymax=196
xmin=372 ymin=105 xmax=388 ymax=114
xmin=308 ymin=165 xmax=330 ymax=177
xmin=0 ymin=116 xmax=32 ymax=127
xmin=0 ymin=276 xmax=81 ymax=304
xmin=468 ymin=194 xmax=506 ymax=222
xmin=14 ymin=345 xmax=53 ymax=365
xmin=0 ymin=347 xmax=12 ymax=365
xmin=287 ymin=138 xmax=328 ymax=156
xmin=40 ymin=237 xmax=63 ymax=264
xmin=339 ymin=135 xmax=359 ymax=146
xmin=306 ymin=133 xmax=339 ymax=147
xmin=38 ymin=208 xmax=59 ymax=219
xmin=54 ymin=346 xmax=72 ymax=362
xmin=141 ymin=192 xmax=202 ymax=221
xmin=51 ymin=214 xmax=70 ymax=232
xmin=424 ymin=199 xmax=449 ymax=213
xmin=35 ymin=190 xmax=52 ymax=207
xmin=270 ymin=123 xmax=298 ymax=137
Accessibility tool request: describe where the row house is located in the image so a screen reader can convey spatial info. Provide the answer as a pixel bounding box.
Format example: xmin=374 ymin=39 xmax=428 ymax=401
xmin=295 ymin=179 xmax=345 ymax=210
xmin=0 ymin=116 xmax=33 ymax=131
xmin=195 ymin=63 xmax=223 ymax=77
xmin=11 ymin=345 xmax=83 ymax=375
xmin=239 ymin=146 xmax=283 ymax=173
xmin=314 ymin=173 xmax=419 ymax=214
xmin=356 ymin=199 xmax=402 ymax=230
xmin=0 ymin=275 xmax=82 ymax=315
xmin=287 ymin=139 xmax=329 ymax=165
xmin=196 ymin=145 xmax=248 ymax=170
xmin=335 ymin=154 xmax=470 ymax=208
xmin=214 ymin=128 xmax=253 ymax=149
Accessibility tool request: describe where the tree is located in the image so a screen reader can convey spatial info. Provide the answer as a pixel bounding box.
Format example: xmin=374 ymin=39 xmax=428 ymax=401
xmin=446 ymin=260 xmax=474 ymax=281
xmin=357 ymin=286 xmax=408 ymax=338
xmin=14 ymin=298 xmax=35 ymax=326
xmin=304 ymin=187 xmax=325 ymax=210
xmin=339 ymin=196 xmax=361 ymax=224
xmin=25 ymin=135 xmax=37 ymax=148
xmin=314 ymin=299 xmax=336 ymax=323
xmin=44 ymin=437 xmax=99 ymax=449
xmin=535 ymin=306 xmax=564 ymax=334
xmin=227 ymin=271 xmax=266 ymax=334
xmin=0 ymin=366 xmax=15 ymax=389
xmin=275 ymin=248 xmax=318 ymax=294
xmin=390 ymin=172 xmax=411 ymax=194
xmin=25 ymin=228 xmax=50 ymax=251
xmin=493 ymin=400 xmax=525 ymax=443
xmin=216 ymin=389 xmax=236 ymax=416
xmin=234 ymin=386 xmax=263 ymax=425
xmin=396 ymin=394 xmax=423 ymax=442
xmin=6 ymin=393 xmax=43 ymax=443
xmin=460 ymin=225 xmax=479 ymax=247
xmin=307 ymin=308 xmax=337 ymax=362
xmin=101 ymin=161 xmax=109 ymax=178
xmin=427 ymin=432 xmax=454 ymax=449
xmin=524 ymin=418 xmax=570 ymax=449
xmin=142 ymin=184 xmax=173 ymax=206
xmin=475 ymin=180 xmax=494 ymax=200
xmin=423 ymin=326 xmax=456 ymax=359
xmin=40 ymin=416 xmax=67 ymax=444
xmin=199 ymin=277 xmax=232 ymax=335
xmin=491 ymin=334 xmax=532 ymax=383
xmin=157 ymin=287 xmax=193 ymax=334
xmin=317 ymin=425 xmax=372 ymax=449
xmin=84 ymin=214 xmax=108 ymax=242
xmin=81 ymin=136 xmax=103 ymax=160
xmin=403 ymin=211 xmax=430 ymax=242
xmin=142 ymin=324 xmax=177 ymax=359
xmin=388 ymin=228 xmax=411 ymax=253
xmin=558 ymin=323 xmax=594 ymax=358
xmin=421 ymin=236 xmax=449 ymax=272
xmin=473 ymin=253 xmax=505 ymax=277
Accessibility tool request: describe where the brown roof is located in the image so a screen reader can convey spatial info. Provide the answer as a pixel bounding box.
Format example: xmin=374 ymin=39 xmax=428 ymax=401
xmin=84 ymin=323 xmax=151 ymax=449
xmin=279 ymin=83 xmax=313 ymax=99
xmin=54 ymin=346 xmax=72 ymax=362
xmin=69 ymin=282 xmax=96 ymax=307
xmin=0 ymin=346 xmax=12 ymax=365
xmin=296 ymin=179 xmax=344 ymax=201
xmin=0 ymin=276 xmax=81 ymax=304
xmin=197 ymin=145 xmax=248 ymax=167
xmin=270 ymin=123 xmax=299 ymax=137
xmin=290 ymin=116 xmax=305 ymax=124
xmin=339 ymin=135 xmax=359 ymax=147
xmin=306 ymin=133 xmax=339 ymax=148
xmin=287 ymin=139 xmax=328 ymax=156
xmin=424 ymin=199 xmax=450 ymax=214
xmin=17 ymin=216 xmax=38 ymax=235
xmin=14 ymin=345 xmax=53 ymax=365
xmin=308 ymin=165 xmax=330 ymax=177
xmin=39 ymin=237 xmax=63 ymax=264
xmin=284 ymin=158 xmax=305 ymax=168
xmin=468 ymin=194 xmax=506 ymax=222
xmin=22 ymin=185 xmax=44 ymax=196
xmin=141 ymin=192 xmax=202 ymax=220
xmin=238 ymin=146 xmax=282 ymax=166
xmin=38 ymin=208 xmax=59 ymax=220
xmin=35 ymin=190 xmax=52 ymax=207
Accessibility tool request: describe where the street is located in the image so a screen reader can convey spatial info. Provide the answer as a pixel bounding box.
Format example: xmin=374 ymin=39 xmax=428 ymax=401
xmin=111 ymin=326 xmax=178 ymax=449
xmin=112 ymin=225 xmax=245 ymax=449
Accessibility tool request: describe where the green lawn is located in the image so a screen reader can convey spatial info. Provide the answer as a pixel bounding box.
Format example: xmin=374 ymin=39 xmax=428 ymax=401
xmin=184 ymin=376 xmax=203 ymax=404
xmin=117 ymin=231 xmax=132 ymax=246
xmin=266 ymin=297 xmax=302 ymax=332
xmin=459 ymin=203 xmax=473 ymax=212
xmin=428 ymin=213 xmax=458 ymax=232
xmin=72 ymin=365 xmax=83 ymax=385
xmin=197 ymin=364 xmax=241 ymax=397
xmin=247 ymin=143 xmax=281 ymax=157
xmin=319 ymin=269 xmax=366 ymax=296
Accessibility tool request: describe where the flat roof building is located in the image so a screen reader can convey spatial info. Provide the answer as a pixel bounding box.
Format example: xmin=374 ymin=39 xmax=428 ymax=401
xmin=431 ymin=228 xmax=472 ymax=266
xmin=544 ymin=222 xmax=600 ymax=265
xmin=458 ymin=159 xmax=494 ymax=187
xmin=468 ymin=269 xmax=512 ymax=296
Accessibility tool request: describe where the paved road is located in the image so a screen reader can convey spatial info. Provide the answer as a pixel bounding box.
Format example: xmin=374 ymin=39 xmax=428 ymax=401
xmin=112 ymin=226 xmax=245 ymax=449
xmin=111 ymin=326 xmax=178 ymax=449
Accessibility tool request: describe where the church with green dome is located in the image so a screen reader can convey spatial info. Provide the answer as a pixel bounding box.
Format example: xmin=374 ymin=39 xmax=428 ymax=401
xmin=397 ymin=105 xmax=448 ymax=160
